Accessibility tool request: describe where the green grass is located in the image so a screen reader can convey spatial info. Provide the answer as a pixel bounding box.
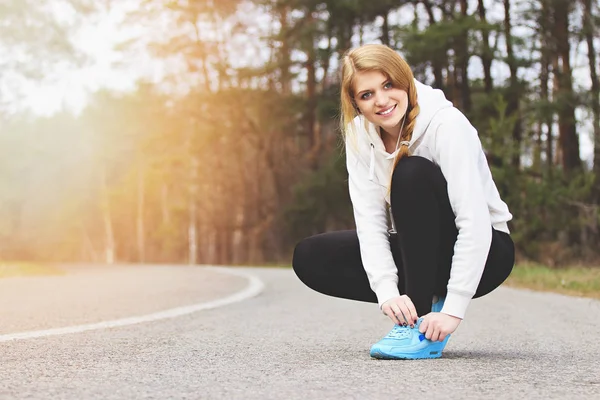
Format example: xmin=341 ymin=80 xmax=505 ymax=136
xmin=506 ymin=263 xmax=600 ymax=299
xmin=0 ymin=262 xmax=65 ymax=278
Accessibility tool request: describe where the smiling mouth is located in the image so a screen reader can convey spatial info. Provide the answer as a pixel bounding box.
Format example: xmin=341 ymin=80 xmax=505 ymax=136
xmin=376 ymin=104 xmax=396 ymax=116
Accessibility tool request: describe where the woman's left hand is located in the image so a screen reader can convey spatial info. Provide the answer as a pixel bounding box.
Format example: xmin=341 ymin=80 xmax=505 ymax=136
xmin=418 ymin=312 xmax=462 ymax=342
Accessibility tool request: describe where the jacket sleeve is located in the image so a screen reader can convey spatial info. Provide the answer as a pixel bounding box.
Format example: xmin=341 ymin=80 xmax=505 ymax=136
xmin=346 ymin=140 xmax=400 ymax=308
xmin=433 ymin=113 xmax=493 ymax=319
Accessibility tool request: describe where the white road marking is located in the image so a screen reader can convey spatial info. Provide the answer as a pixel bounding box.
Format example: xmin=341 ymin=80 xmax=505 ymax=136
xmin=0 ymin=266 xmax=264 ymax=343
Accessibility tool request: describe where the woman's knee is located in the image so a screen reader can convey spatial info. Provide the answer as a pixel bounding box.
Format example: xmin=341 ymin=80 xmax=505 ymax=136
xmin=292 ymin=236 xmax=319 ymax=286
xmin=292 ymin=230 xmax=358 ymax=289
xmin=391 ymin=156 xmax=440 ymax=189
xmin=474 ymin=231 xmax=515 ymax=298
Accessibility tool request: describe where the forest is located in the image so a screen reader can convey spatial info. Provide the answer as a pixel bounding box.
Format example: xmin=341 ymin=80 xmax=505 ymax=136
xmin=0 ymin=0 xmax=599 ymax=267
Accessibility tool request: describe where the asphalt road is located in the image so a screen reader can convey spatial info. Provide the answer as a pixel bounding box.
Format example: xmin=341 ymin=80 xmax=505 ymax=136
xmin=1 ymin=265 xmax=599 ymax=400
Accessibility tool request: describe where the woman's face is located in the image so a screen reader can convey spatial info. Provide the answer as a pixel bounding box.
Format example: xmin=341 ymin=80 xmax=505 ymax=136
xmin=353 ymin=70 xmax=408 ymax=137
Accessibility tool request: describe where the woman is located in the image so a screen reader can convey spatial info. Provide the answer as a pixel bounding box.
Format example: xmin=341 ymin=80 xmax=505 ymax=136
xmin=292 ymin=44 xmax=515 ymax=360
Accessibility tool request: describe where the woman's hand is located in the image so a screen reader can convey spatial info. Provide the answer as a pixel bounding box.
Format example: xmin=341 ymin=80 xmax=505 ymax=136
xmin=418 ymin=312 xmax=461 ymax=342
xmin=381 ymin=295 xmax=419 ymax=327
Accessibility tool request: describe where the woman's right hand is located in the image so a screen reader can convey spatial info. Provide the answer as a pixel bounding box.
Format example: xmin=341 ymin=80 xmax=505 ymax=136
xmin=381 ymin=295 xmax=419 ymax=327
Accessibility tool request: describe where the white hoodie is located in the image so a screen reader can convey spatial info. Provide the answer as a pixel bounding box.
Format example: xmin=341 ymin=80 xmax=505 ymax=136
xmin=345 ymin=79 xmax=512 ymax=319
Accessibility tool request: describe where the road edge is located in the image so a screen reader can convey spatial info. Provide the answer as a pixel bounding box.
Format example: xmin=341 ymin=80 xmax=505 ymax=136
xmin=0 ymin=266 xmax=264 ymax=343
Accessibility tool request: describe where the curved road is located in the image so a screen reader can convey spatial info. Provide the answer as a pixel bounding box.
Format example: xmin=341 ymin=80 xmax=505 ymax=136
xmin=0 ymin=265 xmax=599 ymax=399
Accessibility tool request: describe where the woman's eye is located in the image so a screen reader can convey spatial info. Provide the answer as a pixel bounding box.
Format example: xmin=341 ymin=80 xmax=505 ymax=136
xmin=384 ymin=82 xmax=392 ymax=89
xmin=361 ymin=92 xmax=372 ymax=100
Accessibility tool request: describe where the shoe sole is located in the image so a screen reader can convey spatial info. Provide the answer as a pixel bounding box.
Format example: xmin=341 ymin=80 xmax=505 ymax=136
xmin=370 ymin=336 xmax=450 ymax=360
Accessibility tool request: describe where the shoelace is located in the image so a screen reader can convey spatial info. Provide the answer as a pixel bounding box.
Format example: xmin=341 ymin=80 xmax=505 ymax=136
xmin=385 ymin=324 xmax=412 ymax=339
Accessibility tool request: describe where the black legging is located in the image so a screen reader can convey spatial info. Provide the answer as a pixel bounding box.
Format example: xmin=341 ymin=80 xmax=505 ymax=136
xmin=292 ymin=156 xmax=515 ymax=316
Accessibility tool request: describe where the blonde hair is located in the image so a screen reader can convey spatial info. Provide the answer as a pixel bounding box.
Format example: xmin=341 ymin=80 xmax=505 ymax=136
xmin=340 ymin=44 xmax=420 ymax=172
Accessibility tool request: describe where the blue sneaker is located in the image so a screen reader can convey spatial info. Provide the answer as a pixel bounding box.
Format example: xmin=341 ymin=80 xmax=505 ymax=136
xmin=369 ymin=318 xmax=450 ymax=360
xmin=431 ymin=296 xmax=445 ymax=313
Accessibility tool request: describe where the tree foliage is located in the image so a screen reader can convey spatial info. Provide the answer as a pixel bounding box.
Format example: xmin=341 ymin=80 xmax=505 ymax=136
xmin=1 ymin=0 xmax=599 ymax=266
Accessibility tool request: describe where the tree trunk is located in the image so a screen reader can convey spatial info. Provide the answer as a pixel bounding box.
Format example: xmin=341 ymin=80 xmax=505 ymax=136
xmin=306 ymin=11 xmax=319 ymax=167
xmin=190 ymin=18 xmax=212 ymax=93
xmin=380 ymin=11 xmax=390 ymax=46
xmin=320 ymin=25 xmax=333 ymax=92
xmin=477 ymin=0 xmax=493 ymax=94
xmin=136 ymin=162 xmax=145 ymax=263
xmin=456 ymin=0 xmax=471 ymax=113
xmin=541 ymin=51 xmax=554 ymax=174
xmin=277 ymin=5 xmax=291 ymax=95
xmin=100 ymin=163 xmax=115 ymax=264
xmin=531 ymin=123 xmax=542 ymax=172
xmin=81 ymin=224 xmax=99 ymax=263
xmin=188 ymin=156 xmax=198 ymax=265
xmin=540 ymin=0 xmax=554 ymax=175
xmin=552 ymin=54 xmax=563 ymax=167
xmin=553 ymin=0 xmax=581 ymax=172
xmin=206 ymin=228 xmax=217 ymax=265
xmin=217 ymin=226 xmax=232 ymax=265
xmin=160 ymin=183 xmax=170 ymax=226
xmin=582 ymin=0 xmax=600 ymax=199
xmin=504 ymin=0 xmax=522 ymax=169
xmin=358 ymin=18 xmax=365 ymax=45
xmin=422 ymin=0 xmax=444 ymax=90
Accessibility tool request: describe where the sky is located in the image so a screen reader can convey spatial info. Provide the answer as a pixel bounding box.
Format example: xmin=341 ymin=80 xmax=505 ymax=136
xmin=18 ymin=0 xmax=270 ymax=116
xmin=20 ymin=1 xmax=155 ymax=116
xmin=11 ymin=0 xmax=596 ymax=163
